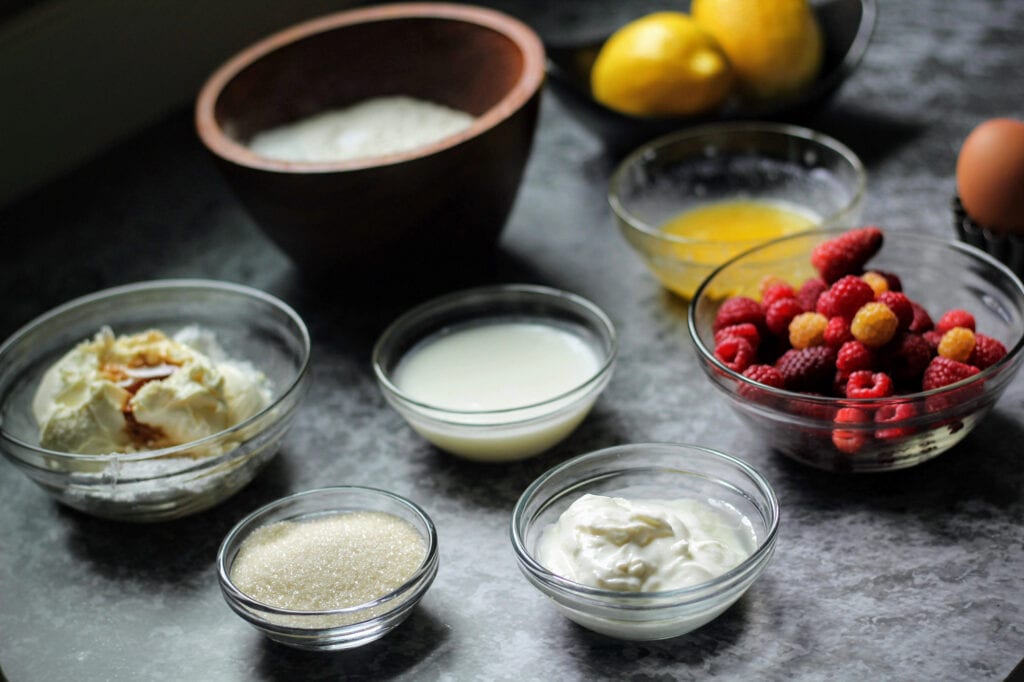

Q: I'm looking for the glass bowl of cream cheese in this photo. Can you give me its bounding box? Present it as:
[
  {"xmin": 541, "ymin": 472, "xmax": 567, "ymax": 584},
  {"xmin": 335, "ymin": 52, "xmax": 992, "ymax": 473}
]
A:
[
  {"xmin": 510, "ymin": 442, "xmax": 779, "ymax": 641},
  {"xmin": 217, "ymin": 486, "xmax": 439, "ymax": 651},
  {"xmin": 0, "ymin": 279, "xmax": 311, "ymax": 521},
  {"xmin": 372, "ymin": 284, "xmax": 618, "ymax": 462}
]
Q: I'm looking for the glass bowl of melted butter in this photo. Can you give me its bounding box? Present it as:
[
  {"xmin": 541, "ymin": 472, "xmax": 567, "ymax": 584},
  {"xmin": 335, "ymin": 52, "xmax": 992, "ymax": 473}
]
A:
[
  {"xmin": 610, "ymin": 121, "xmax": 866, "ymax": 299},
  {"xmin": 0, "ymin": 279, "xmax": 310, "ymax": 521},
  {"xmin": 510, "ymin": 442, "xmax": 779, "ymax": 641}
]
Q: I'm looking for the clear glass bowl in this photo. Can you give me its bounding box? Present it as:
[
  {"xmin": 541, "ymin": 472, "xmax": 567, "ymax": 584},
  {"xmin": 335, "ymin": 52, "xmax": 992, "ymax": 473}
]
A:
[
  {"xmin": 0, "ymin": 279, "xmax": 311, "ymax": 521},
  {"xmin": 609, "ymin": 122, "xmax": 866, "ymax": 299},
  {"xmin": 688, "ymin": 229, "xmax": 1024, "ymax": 472},
  {"xmin": 217, "ymin": 486, "xmax": 439, "ymax": 651},
  {"xmin": 510, "ymin": 443, "xmax": 779, "ymax": 641},
  {"xmin": 372, "ymin": 284, "xmax": 617, "ymax": 462}
]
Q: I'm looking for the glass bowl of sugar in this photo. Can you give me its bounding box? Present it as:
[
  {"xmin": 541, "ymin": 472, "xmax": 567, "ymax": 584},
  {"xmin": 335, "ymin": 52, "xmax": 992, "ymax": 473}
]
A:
[
  {"xmin": 217, "ymin": 486, "xmax": 439, "ymax": 651},
  {"xmin": 372, "ymin": 284, "xmax": 618, "ymax": 462}
]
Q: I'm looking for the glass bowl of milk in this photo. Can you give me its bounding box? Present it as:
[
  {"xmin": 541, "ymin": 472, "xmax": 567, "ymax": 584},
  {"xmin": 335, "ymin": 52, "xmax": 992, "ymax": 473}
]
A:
[
  {"xmin": 372, "ymin": 284, "xmax": 617, "ymax": 462},
  {"xmin": 510, "ymin": 443, "xmax": 779, "ymax": 641}
]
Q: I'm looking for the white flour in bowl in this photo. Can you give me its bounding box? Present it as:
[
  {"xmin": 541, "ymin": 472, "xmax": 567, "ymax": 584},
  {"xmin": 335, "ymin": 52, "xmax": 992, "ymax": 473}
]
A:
[{"xmin": 248, "ymin": 95, "xmax": 475, "ymax": 163}]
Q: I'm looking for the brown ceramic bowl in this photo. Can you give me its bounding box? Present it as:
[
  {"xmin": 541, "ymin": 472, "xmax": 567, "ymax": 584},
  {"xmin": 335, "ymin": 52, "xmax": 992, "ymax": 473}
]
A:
[{"xmin": 195, "ymin": 3, "xmax": 545, "ymax": 277}]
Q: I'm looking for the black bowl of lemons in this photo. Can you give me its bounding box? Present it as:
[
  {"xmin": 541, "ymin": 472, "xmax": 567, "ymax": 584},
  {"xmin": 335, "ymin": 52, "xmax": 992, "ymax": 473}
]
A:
[{"xmin": 545, "ymin": 0, "xmax": 876, "ymax": 152}]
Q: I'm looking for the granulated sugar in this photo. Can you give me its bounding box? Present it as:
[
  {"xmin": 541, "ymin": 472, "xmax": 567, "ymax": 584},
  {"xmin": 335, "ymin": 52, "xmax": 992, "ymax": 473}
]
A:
[
  {"xmin": 230, "ymin": 511, "xmax": 426, "ymax": 611},
  {"xmin": 248, "ymin": 96, "xmax": 475, "ymax": 163}
]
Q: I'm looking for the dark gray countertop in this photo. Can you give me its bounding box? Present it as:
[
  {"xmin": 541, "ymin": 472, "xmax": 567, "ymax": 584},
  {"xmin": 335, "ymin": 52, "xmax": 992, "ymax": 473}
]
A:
[{"xmin": 2, "ymin": 1, "xmax": 1023, "ymax": 680}]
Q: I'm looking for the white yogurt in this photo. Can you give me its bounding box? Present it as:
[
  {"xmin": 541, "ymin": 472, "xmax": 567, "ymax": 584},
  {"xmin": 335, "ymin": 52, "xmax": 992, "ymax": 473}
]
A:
[
  {"xmin": 390, "ymin": 320, "xmax": 607, "ymax": 461},
  {"xmin": 534, "ymin": 493, "xmax": 758, "ymax": 640},
  {"xmin": 536, "ymin": 493, "xmax": 755, "ymax": 592}
]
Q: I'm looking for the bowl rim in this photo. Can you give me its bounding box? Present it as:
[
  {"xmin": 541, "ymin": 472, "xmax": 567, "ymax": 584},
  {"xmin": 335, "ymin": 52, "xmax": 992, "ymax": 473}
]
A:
[
  {"xmin": 686, "ymin": 228, "xmax": 1024, "ymax": 405},
  {"xmin": 608, "ymin": 121, "xmax": 867, "ymax": 246},
  {"xmin": 195, "ymin": 2, "xmax": 546, "ymax": 174},
  {"xmin": 509, "ymin": 441, "xmax": 780, "ymax": 603},
  {"xmin": 217, "ymin": 485, "xmax": 439, "ymax": 620},
  {"xmin": 371, "ymin": 283, "xmax": 618, "ymax": 425},
  {"xmin": 0, "ymin": 278, "xmax": 312, "ymax": 464}
]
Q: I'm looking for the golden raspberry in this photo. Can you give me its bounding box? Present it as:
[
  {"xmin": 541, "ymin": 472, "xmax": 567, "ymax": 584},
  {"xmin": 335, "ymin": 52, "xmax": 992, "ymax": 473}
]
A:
[
  {"xmin": 938, "ymin": 326, "xmax": 976, "ymax": 362},
  {"xmin": 861, "ymin": 271, "xmax": 889, "ymax": 297},
  {"xmin": 789, "ymin": 311, "xmax": 828, "ymax": 349},
  {"xmin": 851, "ymin": 302, "xmax": 898, "ymax": 347}
]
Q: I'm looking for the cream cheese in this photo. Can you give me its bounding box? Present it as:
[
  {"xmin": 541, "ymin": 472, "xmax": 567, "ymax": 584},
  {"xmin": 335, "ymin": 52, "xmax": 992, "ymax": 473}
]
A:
[
  {"xmin": 32, "ymin": 326, "xmax": 271, "ymax": 455},
  {"xmin": 536, "ymin": 493, "xmax": 754, "ymax": 592}
]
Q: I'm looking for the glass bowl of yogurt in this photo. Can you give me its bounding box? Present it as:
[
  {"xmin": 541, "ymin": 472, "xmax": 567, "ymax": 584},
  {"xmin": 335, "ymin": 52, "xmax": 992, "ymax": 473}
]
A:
[
  {"xmin": 510, "ymin": 442, "xmax": 779, "ymax": 641},
  {"xmin": 372, "ymin": 284, "xmax": 617, "ymax": 462},
  {"xmin": 217, "ymin": 486, "xmax": 439, "ymax": 651},
  {"xmin": 0, "ymin": 279, "xmax": 311, "ymax": 521}
]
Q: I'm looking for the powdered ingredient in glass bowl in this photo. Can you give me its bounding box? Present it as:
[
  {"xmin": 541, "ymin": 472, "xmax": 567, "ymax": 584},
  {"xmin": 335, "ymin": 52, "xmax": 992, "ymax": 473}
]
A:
[
  {"xmin": 32, "ymin": 325, "xmax": 271, "ymax": 455},
  {"xmin": 247, "ymin": 96, "xmax": 475, "ymax": 163},
  {"xmin": 536, "ymin": 493, "xmax": 755, "ymax": 592},
  {"xmin": 229, "ymin": 511, "xmax": 426, "ymax": 611}
]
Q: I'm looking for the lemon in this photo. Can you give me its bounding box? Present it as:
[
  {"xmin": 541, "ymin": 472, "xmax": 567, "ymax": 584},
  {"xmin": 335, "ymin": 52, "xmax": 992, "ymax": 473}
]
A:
[
  {"xmin": 590, "ymin": 12, "xmax": 734, "ymax": 117},
  {"xmin": 692, "ymin": 0, "xmax": 823, "ymax": 101}
]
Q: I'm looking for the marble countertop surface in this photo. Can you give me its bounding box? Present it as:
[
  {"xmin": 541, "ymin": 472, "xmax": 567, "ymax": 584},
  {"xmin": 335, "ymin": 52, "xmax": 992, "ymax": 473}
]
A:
[{"xmin": 1, "ymin": 1, "xmax": 1023, "ymax": 680}]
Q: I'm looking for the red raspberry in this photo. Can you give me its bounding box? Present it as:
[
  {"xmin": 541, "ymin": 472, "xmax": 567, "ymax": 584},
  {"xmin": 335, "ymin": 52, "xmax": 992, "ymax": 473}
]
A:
[
  {"xmin": 823, "ymin": 316, "xmax": 853, "ymax": 347},
  {"xmin": 789, "ymin": 398, "xmax": 837, "ymax": 422},
  {"xmin": 816, "ymin": 275, "xmax": 875, "ymax": 320},
  {"xmin": 923, "ymin": 329, "xmax": 944, "ymax": 350},
  {"xmin": 832, "ymin": 406, "xmax": 870, "ymax": 453},
  {"xmin": 875, "ymin": 402, "xmax": 918, "ymax": 440},
  {"xmin": 739, "ymin": 364, "xmax": 787, "ymax": 405},
  {"xmin": 714, "ymin": 297, "xmax": 764, "ymax": 333},
  {"xmin": 845, "ymin": 371, "xmax": 894, "ymax": 399},
  {"xmin": 714, "ymin": 323, "xmax": 761, "ymax": 352},
  {"xmin": 833, "ymin": 369, "xmax": 849, "ymax": 397},
  {"xmin": 877, "ymin": 291, "xmax": 913, "ymax": 331},
  {"xmin": 776, "ymin": 346, "xmax": 837, "ymax": 392},
  {"xmin": 875, "ymin": 270, "xmax": 903, "ymax": 292},
  {"xmin": 908, "ymin": 301, "xmax": 934, "ymax": 333},
  {"xmin": 968, "ymin": 333, "xmax": 1008, "ymax": 370},
  {"xmin": 765, "ymin": 297, "xmax": 805, "ymax": 336},
  {"xmin": 882, "ymin": 332, "xmax": 933, "ymax": 387},
  {"xmin": 742, "ymin": 364, "xmax": 785, "ymax": 388},
  {"xmin": 762, "ymin": 282, "xmax": 796, "ymax": 309},
  {"xmin": 810, "ymin": 226, "xmax": 884, "ymax": 283},
  {"xmin": 796, "ymin": 277, "xmax": 828, "ymax": 312},
  {"xmin": 836, "ymin": 340, "xmax": 875, "ymax": 376},
  {"xmin": 715, "ymin": 337, "xmax": 756, "ymax": 373},
  {"xmin": 922, "ymin": 356, "xmax": 980, "ymax": 390},
  {"xmin": 923, "ymin": 357, "xmax": 983, "ymax": 415},
  {"xmin": 936, "ymin": 309, "xmax": 976, "ymax": 333}
]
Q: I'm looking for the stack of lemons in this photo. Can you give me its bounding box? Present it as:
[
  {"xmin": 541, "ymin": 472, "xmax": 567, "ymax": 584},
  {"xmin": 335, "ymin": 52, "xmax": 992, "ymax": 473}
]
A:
[{"xmin": 591, "ymin": 0, "xmax": 823, "ymax": 117}]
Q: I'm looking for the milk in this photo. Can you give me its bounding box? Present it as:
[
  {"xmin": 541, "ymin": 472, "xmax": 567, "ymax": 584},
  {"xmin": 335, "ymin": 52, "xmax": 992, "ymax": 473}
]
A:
[{"xmin": 391, "ymin": 321, "xmax": 607, "ymax": 461}]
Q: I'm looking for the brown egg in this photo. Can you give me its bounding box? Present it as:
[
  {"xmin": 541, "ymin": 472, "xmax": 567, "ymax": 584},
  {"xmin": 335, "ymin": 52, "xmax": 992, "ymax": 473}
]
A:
[{"xmin": 956, "ymin": 118, "xmax": 1024, "ymax": 234}]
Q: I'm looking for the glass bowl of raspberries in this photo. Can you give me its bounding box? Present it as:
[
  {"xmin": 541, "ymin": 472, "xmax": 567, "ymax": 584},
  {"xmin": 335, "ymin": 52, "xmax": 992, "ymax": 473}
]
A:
[{"xmin": 687, "ymin": 226, "xmax": 1024, "ymax": 472}]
